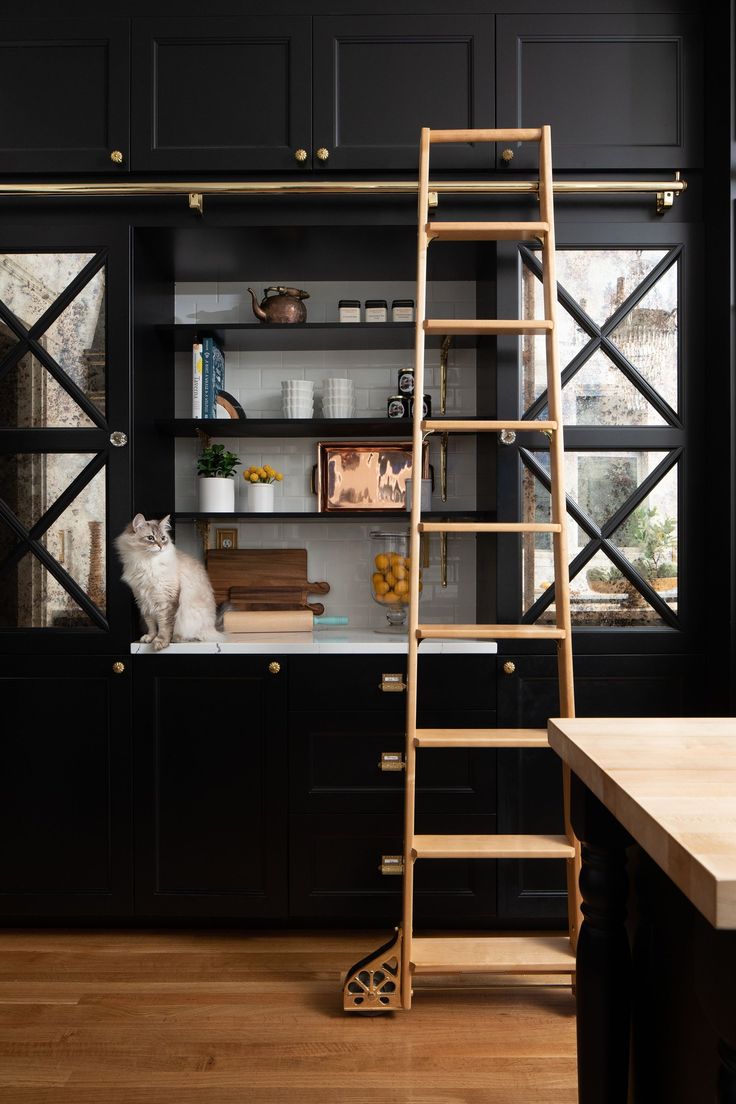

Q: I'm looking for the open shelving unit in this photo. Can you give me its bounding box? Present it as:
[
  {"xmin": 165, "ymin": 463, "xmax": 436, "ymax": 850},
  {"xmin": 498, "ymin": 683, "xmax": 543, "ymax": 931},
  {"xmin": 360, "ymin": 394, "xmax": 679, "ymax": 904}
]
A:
[{"xmin": 159, "ymin": 321, "xmax": 476, "ymax": 352}]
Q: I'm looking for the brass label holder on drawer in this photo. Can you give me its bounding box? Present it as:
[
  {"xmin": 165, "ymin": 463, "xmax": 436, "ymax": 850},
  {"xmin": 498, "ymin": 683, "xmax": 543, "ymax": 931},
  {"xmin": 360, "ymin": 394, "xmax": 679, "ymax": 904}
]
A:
[
  {"xmin": 379, "ymin": 752, "xmax": 406, "ymax": 772},
  {"xmin": 379, "ymin": 672, "xmax": 407, "ymax": 692},
  {"xmin": 379, "ymin": 855, "xmax": 404, "ymax": 876}
]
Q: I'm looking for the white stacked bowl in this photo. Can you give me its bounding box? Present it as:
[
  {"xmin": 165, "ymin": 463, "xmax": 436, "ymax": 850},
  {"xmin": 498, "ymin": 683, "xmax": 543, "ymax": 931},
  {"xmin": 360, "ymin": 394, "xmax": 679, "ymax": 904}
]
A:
[
  {"xmin": 322, "ymin": 378, "xmax": 354, "ymax": 418},
  {"xmin": 282, "ymin": 379, "xmax": 314, "ymax": 418}
]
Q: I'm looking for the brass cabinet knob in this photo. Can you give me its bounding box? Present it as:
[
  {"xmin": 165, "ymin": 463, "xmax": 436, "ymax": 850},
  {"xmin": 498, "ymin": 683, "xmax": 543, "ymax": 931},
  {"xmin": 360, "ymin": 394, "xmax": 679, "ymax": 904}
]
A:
[
  {"xmin": 316, "ymin": 147, "xmax": 330, "ymax": 162},
  {"xmin": 294, "ymin": 148, "xmax": 308, "ymax": 162},
  {"xmin": 110, "ymin": 150, "xmax": 124, "ymax": 164},
  {"xmin": 109, "ymin": 430, "xmax": 128, "ymax": 447},
  {"xmin": 268, "ymin": 661, "xmax": 281, "ymax": 675},
  {"xmin": 501, "ymin": 148, "xmax": 514, "ymax": 163},
  {"xmin": 503, "ymin": 661, "xmax": 516, "ymax": 675},
  {"xmin": 112, "ymin": 661, "xmax": 125, "ymax": 674}
]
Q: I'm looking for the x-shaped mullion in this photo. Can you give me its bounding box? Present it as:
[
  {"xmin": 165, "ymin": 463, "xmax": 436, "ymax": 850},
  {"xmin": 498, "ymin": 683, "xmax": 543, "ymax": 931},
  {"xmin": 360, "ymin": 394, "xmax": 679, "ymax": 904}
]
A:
[
  {"xmin": 520, "ymin": 245, "xmax": 681, "ymax": 427},
  {"xmin": 0, "ymin": 251, "xmax": 107, "ymax": 430},
  {"xmin": 520, "ymin": 447, "xmax": 681, "ymax": 627},
  {"xmin": 0, "ymin": 451, "xmax": 108, "ymax": 628}
]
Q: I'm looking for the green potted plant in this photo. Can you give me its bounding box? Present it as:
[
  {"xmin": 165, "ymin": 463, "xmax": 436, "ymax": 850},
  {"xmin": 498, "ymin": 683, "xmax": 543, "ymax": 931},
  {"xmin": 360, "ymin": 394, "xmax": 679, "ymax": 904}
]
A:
[
  {"xmin": 629, "ymin": 506, "xmax": 677, "ymax": 590},
  {"xmin": 197, "ymin": 442, "xmax": 241, "ymax": 512}
]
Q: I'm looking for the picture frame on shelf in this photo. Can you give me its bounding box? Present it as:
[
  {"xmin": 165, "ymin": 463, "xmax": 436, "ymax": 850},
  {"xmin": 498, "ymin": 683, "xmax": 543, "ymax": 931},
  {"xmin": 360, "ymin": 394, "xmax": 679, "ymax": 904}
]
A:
[{"xmin": 313, "ymin": 440, "xmax": 428, "ymax": 512}]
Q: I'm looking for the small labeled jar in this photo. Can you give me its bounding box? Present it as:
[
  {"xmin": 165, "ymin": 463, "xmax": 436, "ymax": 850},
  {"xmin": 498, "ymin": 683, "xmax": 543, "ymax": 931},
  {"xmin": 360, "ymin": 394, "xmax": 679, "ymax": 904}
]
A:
[
  {"xmin": 339, "ymin": 299, "xmax": 361, "ymax": 323},
  {"xmin": 387, "ymin": 394, "xmax": 408, "ymax": 419},
  {"xmin": 397, "ymin": 366, "xmax": 415, "ymax": 395},
  {"xmin": 392, "ymin": 298, "xmax": 415, "ymax": 323},
  {"xmin": 364, "ymin": 299, "xmax": 387, "ymax": 322},
  {"xmin": 409, "ymin": 394, "xmax": 432, "ymax": 419}
]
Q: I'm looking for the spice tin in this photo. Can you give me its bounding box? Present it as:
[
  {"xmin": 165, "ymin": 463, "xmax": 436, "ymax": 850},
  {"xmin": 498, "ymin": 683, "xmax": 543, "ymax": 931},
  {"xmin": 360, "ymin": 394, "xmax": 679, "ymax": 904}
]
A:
[
  {"xmin": 397, "ymin": 366, "xmax": 415, "ymax": 394},
  {"xmin": 392, "ymin": 299, "xmax": 415, "ymax": 323},
  {"xmin": 364, "ymin": 299, "xmax": 388, "ymax": 322},
  {"xmin": 338, "ymin": 299, "xmax": 361, "ymax": 323},
  {"xmin": 387, "ymin": 394, "xmax": 408, "ymax": 419}
]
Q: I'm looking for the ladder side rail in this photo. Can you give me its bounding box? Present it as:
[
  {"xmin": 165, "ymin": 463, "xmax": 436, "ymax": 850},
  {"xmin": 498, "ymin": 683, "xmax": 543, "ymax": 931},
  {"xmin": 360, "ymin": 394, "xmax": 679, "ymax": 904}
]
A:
[
  {"xmin": 401, "ymin": 125, "xmax": 433, "ymax": 1007},
  {"xmin": 539, "ymin": 124, "xmax": 581, "ymax": 949}
]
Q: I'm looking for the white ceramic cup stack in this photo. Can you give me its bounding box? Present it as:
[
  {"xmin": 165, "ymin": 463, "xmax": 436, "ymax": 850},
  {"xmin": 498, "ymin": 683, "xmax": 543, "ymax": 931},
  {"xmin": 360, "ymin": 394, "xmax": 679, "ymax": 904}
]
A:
[
  {"xmin": 282, "ymin": 379, "xmax": 314, "ymax": 418},
  {"xmin": 322, "ymin": 377, "xmax": 355, "ymax": 418}
]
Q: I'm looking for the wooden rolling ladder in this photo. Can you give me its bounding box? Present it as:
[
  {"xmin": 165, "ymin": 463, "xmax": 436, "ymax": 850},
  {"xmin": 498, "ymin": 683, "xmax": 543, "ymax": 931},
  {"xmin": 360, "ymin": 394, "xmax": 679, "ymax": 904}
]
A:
[{"xmin": 343, "ymin": 126, "xmax": 580, "ymax": 1012}]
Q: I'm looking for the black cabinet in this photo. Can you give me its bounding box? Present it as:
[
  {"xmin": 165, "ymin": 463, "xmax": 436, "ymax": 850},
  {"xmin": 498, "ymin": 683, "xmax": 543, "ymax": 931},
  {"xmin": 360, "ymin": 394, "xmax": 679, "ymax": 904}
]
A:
[
  {"xmin": 0, "ymin": 655, "xmax": 132, "ymax": 917},
  {"xmin": 131, "ymin": 17, "xmax": 311, "ymax": 174},
  {"xmin": 496, "ymin": 653, "xmax": 703, "ymax": 919},
  {"xmin": 0, "ymin": 20, "xmax": 130, "ymax": 175},
  {"xmin": 497, "ymin": 14, "xmax": 702, "ymax": 170},
  {"xmin": 288, "ymin": 655, "xmax": 497, "ymax": 922},
  {"xmin": 133, "ymin": 655, "xmax": 288, "ymax": 918},
  {"xmin": 312, "ymin": 16, "xmax": 494, "ymax": 172},
  {"xmin": 132, "ymin": 14, "xmax": 493, "ymax": 173}
]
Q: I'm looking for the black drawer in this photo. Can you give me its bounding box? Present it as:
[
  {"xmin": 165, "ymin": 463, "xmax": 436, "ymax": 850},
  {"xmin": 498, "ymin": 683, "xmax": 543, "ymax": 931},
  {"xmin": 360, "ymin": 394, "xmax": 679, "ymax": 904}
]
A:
[
  {"xmin": 288, "ymin": 655, "xmax": 497, "ymax": 713},
  {"xmin": 289, "ymin": 709, "xmax": 496, "ymax": 815},
  {"xmin": 289, "ymin": 813, "xmax": 497, "ymax": 922}
]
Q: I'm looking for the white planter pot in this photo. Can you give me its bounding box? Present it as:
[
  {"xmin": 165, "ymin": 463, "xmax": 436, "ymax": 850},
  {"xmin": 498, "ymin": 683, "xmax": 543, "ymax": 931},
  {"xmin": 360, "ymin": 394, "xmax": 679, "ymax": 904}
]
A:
[
  {"xmin": 245, "ymin": 481, "xmax": 275, "ymax": 513},
  {"xmin": 199, "ymin": 476, "xmax": 235, "ymax": 513}
]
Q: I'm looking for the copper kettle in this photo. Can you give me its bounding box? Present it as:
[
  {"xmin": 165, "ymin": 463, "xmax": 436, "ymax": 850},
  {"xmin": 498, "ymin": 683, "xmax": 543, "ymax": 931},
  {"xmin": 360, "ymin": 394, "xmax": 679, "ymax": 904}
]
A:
[{"xmin": 248, "ymin": 286, "xmax": 309, "ymax": 324}]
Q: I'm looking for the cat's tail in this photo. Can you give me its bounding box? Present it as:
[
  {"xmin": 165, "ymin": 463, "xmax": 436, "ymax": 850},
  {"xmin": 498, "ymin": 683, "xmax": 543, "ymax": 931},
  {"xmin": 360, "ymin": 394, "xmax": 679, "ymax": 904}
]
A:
[{"xmin": 215, "ymin": 601, "xmax": 234, "ymax": 632}]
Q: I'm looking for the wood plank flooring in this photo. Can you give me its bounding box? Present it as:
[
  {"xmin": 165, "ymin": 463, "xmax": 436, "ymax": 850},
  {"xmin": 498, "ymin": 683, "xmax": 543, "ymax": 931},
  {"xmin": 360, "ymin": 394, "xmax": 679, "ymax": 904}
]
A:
[{"xmin": 0, "ymin": 929, "xmax": 577, "ymax": 1103}]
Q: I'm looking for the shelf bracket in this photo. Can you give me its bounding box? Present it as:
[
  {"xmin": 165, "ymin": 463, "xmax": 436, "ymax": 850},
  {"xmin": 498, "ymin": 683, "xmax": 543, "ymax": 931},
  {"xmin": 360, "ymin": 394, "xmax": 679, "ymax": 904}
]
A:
[
  {"xmin": 440, "ymin": 432, "xmax": 448, "ymax": 502},
  {"xmin": 656, "ymin": 171, "xmax": 680, "ymax": 216},
  {"xmin": 189, "ymin": 192, "xmax": 204, "ymax": 215}
]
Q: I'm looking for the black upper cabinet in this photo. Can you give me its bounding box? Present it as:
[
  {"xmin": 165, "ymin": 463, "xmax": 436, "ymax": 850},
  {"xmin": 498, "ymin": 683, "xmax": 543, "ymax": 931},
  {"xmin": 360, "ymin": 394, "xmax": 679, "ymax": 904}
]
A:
[
  {"xmin": 312, "ymin": 16, "xmax": 494, "ymax": 172},
  {"xmin": 131, "ymin": 17, "xmax": 311, "ymax": 173},
  {"xmin": 0, "ymin": 20, "xmax": 130, "ymax": 175},
  {"xmin": 497, "ymin": 14, "xmax": 702, "ymax": 171}
]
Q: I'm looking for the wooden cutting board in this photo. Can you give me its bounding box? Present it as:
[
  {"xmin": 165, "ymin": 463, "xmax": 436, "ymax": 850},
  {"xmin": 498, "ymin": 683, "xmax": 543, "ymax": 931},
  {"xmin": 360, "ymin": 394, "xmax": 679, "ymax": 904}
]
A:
[{"xmin": 206, "ymin": 549, "xmax": 330, "ymax": 615}]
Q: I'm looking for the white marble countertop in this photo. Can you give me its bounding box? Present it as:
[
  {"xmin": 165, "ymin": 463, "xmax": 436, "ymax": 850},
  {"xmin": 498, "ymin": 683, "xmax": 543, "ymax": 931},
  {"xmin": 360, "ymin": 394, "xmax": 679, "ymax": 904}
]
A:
[{"xmin": 130, "ymin": 629, "xmax": 498, "ymax": 655}]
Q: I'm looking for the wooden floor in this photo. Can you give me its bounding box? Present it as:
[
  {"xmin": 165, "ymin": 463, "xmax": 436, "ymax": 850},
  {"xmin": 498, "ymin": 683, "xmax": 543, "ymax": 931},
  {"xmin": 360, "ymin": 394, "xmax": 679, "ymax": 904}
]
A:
[{"xmin": 0, "ymin": 929, "xmax": 577, "ymax": 1103}]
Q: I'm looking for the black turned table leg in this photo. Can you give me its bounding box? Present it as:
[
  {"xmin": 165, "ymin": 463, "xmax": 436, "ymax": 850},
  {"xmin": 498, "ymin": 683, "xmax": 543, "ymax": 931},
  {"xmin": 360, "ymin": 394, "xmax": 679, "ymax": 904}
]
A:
[
  {"xmin": 571, "ymin": 776, "xmax": 633, "ymax": 1104},
  {"xmin": 694, "ymin": 915, "xmax": 736, "ymax": 1104}
]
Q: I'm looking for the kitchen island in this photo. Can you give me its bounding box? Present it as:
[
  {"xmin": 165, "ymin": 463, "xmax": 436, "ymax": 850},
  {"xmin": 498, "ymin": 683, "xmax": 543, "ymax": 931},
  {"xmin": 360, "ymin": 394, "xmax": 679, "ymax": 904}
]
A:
[{"xmin": 549, "ymin": 718, "xmax": 736, "ymax": 1104}]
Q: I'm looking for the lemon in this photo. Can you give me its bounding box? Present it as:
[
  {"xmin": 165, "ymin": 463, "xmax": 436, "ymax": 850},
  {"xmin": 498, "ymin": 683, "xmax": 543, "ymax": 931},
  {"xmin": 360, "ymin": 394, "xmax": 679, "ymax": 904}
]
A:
[
  {"xmin": 384, "ymin": 571, "xmax": 397, "ymax": 588},
  {"xmin": 383, "ymin": 590, "xmax": 400, "ymax": 603},
  {"xmin": 375, "ymin": 580, "xmax": 390, "ymax": 596},
  {"xmin": 372, "ymin": 572, "xmax": 384, "ymax": 587},
  {"xmin": 394, "ymin": 564, "xmax": 407, "ymax": 581},
  {"xmin": 395, "ymin": 579, "xmax": 409, "ymax": 596},
  {"xmin": 375, "ymin": 553, "xmax": 390, "ymax": 571}
]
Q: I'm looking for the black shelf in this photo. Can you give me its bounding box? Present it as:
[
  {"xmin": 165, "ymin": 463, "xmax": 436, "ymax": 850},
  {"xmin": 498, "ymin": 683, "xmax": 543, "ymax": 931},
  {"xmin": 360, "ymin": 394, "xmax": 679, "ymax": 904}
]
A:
[
  {"xmin": 173, "ymin": 511, "xmax": 496, "ymax": 524},
  {"xmin": 159, "ymin": 322, "xmax": 475, "ymax": 352},
  {"xmin": 171, "ymin": 418, "xmax": 417, "ymax": 438}
]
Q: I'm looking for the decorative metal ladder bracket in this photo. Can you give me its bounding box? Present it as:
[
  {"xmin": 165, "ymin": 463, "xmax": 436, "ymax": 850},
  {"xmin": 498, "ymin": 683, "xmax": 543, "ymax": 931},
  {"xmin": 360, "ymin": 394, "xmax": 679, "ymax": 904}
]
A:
[{"xmin": 343, "ymin": 124, "xmax": 581, "ymax": 1013}]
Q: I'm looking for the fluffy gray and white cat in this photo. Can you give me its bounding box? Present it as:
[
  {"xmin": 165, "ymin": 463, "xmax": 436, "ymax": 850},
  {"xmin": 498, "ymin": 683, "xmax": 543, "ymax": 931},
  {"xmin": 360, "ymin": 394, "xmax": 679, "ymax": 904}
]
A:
[{"xmin": 115, "ymin": 513, "xmax": 223, "ymax": 650}]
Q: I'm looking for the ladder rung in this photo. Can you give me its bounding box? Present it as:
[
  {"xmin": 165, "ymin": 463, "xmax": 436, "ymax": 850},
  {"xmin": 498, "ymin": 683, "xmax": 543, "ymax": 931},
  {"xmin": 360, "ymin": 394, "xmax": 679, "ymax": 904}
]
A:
[
  {"xmin": 418, "ymin": 522, "xmax": 561, "ymax": 534},
  {"xmin": 422, "ymin": 419, "xmax": 557, "ymax": 433},
  {"xmin": 416, "ymin": 624, "xmax": 566, "ymax": 641},
  {"xmin": 424, "ymin": 319, "xmax": 553, "ymax": 336},
  {"xmin": 412, "ymin": 834, "xmax": 575, "ymax": 860},
  {"xmin": 411, "ymin": 934, "xmax": 575, "ymax": 975},
  {"xmin": 427, "ymin": 221, "xmax": 549, "ymax": 242},
  {"xmin": 414, "ymin": 728, "xmax": 549, "ymax": 749},
  {"xmin": 429, "ymin": 128, "xmax": 543, "ymax": 144}
]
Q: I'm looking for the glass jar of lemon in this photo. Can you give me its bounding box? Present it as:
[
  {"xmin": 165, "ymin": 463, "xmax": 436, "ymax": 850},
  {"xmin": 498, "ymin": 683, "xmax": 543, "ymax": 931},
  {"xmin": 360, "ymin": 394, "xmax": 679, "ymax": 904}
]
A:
[{"xmin": 369, "ymin": 530, "xmax": 421, "ymax": 632}]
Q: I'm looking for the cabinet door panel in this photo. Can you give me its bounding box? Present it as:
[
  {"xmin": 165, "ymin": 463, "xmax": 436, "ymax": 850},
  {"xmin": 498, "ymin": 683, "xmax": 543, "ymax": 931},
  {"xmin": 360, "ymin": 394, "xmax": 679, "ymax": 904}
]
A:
[
  {"xmin": 0, "ymin": 655, "xmax": 131, "ymax": 916},
  {"xmin": 497, "ymin": 15, "xmax": 701, "ymax": 170},
  {"xmin": 289, "ymin": 813, "xmax": 495, "ymax": 922},
  {"xmin": 289, "ymin": 708, "xmax": 496, "ymax": 815},
  {"xmin": 134, "ymin": 656, "xmax": 287, "ymax": 917},
  {"xmin": 497, "ymin": 653, "xmax": 701, "ymax": 919},
  {"xmin": 132, "ymin": 17, "xmax": 311, "ymax": 172},
  {"xmin": 313, "ymin": 16, "xmax": 494, "ymax": 172},
  {"xmin": 0, "ymin": 20, "xmax": 129, "ymax": 174}
]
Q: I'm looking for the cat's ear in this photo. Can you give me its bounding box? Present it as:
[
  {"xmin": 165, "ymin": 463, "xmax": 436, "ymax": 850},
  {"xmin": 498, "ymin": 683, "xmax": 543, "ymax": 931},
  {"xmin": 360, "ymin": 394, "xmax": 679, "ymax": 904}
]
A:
[
  {"xmin": 131, "ymin": 513, "xmax": 146, "ymax": 531},
  {"xmin": 159, "ymin": 514, "xmax": 172, "ymax": 532}
]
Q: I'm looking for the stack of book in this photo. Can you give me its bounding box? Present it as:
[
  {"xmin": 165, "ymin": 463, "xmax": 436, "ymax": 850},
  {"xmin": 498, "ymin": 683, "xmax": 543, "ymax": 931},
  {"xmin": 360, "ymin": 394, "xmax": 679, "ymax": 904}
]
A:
[{"xmin": 191, "ymin": 335, "xmax": 225, "ymax": 419}]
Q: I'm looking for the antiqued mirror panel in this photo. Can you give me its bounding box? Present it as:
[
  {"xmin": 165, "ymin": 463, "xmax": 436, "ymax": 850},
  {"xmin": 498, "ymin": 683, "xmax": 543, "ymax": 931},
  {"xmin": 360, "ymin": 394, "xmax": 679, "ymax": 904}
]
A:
[
  {"xmin": 0, "ymin": 551, "xmax": 98, "ymax": 630},
  {"xmin": 0, "ymin": 253, "xmax": 96, "ymax": 326}
]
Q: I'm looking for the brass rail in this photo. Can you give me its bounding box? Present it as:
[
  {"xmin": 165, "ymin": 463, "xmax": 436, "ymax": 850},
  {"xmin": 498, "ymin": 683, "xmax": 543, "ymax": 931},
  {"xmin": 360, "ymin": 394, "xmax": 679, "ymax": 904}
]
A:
[{"xmin": 0, "ymin": 175, "xmax": 686, "ymax": 214}]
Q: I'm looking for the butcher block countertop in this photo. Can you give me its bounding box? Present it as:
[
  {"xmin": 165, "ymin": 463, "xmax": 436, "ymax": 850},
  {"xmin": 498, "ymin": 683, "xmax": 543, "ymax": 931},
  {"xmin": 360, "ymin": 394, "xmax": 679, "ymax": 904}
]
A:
[{"xmin": 548, "ymin": 717, "xmax": 736, "ymax": 929}]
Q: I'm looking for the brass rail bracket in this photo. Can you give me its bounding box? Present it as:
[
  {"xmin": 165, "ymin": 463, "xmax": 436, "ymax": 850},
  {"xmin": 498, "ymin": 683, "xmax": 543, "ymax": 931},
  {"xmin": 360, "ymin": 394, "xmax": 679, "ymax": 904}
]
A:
[
  {"xmin": 189, "ymin": 192, "xmax": 204, "ymax": 215},
  {"xmin": 656, "ymin": 172, "xmax": 681, "ymax": 216}
]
